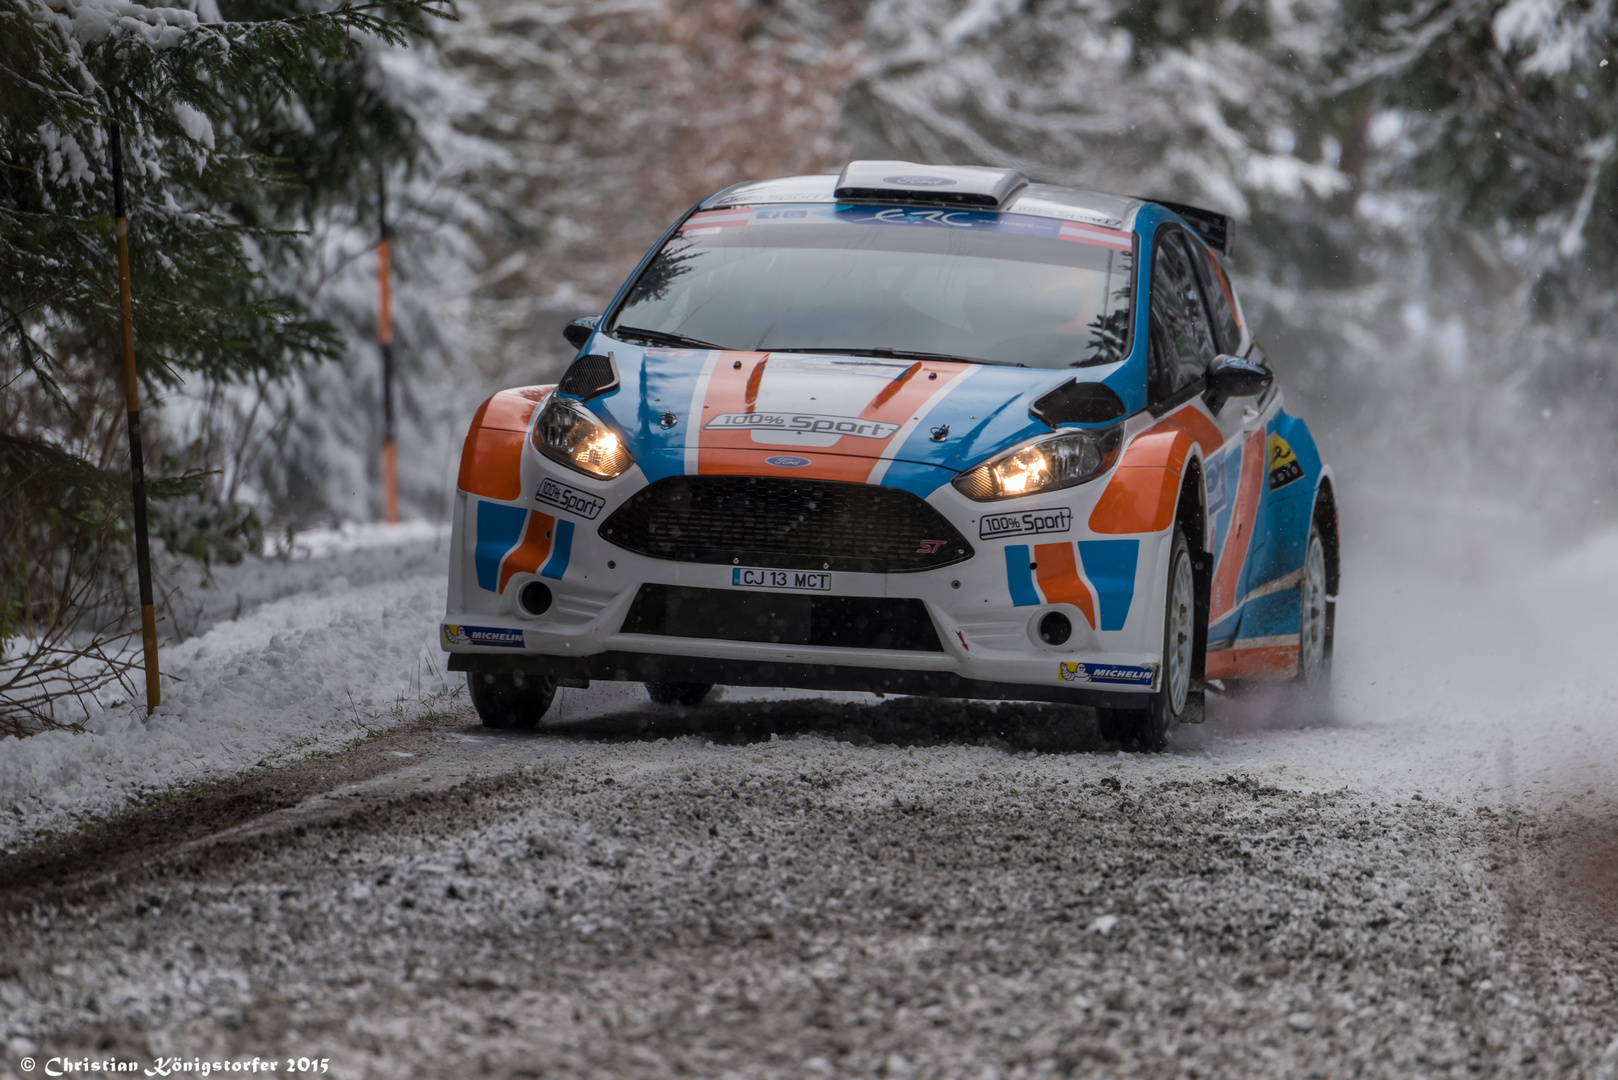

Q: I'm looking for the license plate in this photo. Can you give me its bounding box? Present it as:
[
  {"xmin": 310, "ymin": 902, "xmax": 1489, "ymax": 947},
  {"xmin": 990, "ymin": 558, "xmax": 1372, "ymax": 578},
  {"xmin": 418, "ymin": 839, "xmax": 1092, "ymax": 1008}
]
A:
[{"xmin": 731, "ymin": 567, "xmax": 832, "ymax": 591}]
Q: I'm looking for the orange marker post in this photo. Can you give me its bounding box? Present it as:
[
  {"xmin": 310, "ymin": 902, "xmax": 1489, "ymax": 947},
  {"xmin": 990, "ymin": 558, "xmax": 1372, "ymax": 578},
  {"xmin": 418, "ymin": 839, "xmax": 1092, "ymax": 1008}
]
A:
[
  {"xmin": 378, "ymin": 173, "xmax": 398, "ymax": 524},
  {"xmin": 109, "ymin": 124, "xmax": 161, "ymax": 715}
]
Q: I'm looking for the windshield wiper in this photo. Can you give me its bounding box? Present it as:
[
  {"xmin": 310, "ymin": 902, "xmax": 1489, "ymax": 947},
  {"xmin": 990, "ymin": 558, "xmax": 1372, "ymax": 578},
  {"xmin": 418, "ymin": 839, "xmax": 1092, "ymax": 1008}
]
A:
[
  {"xmin": 764, "ymin": 346, "xmax": 1024, "ymax": 367},
  {"xmin": 612, "ymin": 326, "xmax": 726, "ymax": 351}
]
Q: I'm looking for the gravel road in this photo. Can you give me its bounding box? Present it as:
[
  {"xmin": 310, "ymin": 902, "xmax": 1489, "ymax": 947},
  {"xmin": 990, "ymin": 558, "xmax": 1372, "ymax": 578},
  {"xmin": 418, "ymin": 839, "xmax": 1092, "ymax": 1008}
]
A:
[
  {"xmin": 4, "ymin": 498, "xmax": 1618, "ymax": 1078},
  {"xmin": 2, "ymin": 690, "xmax": 1616, "ymax": 1079}
]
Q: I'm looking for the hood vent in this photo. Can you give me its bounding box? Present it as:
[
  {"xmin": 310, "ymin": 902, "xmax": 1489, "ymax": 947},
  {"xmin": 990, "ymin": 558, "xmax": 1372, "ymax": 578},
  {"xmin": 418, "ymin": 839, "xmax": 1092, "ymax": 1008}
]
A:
[
  {"xmin": 556, "ymin": 352, "xmax": 619, "ymax": 401},
  {"xmin": 835, "ymin": 160, "xmax": 1029, "ymax": 210},
  {"xmin": 1029, "ymin": 379, "xmax": 1126, "ymax": 426}
]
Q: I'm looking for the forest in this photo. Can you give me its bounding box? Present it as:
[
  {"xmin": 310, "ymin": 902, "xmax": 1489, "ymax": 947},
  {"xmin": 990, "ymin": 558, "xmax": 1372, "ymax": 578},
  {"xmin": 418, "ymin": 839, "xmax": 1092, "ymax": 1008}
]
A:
[{"xmin": 3, "ymin": 0, "xmax": 1615, "ymax": 728}]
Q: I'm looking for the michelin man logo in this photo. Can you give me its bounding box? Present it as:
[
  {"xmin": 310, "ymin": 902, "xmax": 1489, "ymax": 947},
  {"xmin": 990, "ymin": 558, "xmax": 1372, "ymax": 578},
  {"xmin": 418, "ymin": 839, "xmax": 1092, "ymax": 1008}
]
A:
[{"xmin": 1059, "ymin": 662, "xmax": 1155, "ymax": 686}]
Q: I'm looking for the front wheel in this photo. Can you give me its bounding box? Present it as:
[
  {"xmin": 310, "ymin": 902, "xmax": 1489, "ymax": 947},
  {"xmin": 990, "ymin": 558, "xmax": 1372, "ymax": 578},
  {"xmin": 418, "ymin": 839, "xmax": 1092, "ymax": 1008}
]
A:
[
  {"xmin": 1099, "ymin": 526, "xmax": 1201, "ymax": 751},
  {"xmin": 467, "ymin": 668, "xmax": 556, "ymax": 729}
]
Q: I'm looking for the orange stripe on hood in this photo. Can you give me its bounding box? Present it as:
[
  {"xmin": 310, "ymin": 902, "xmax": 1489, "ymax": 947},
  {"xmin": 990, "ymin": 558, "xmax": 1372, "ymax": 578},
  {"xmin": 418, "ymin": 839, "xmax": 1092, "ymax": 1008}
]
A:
[
  {"xmin": 743, "ymin": 356, "xmax": 767, "ymax": 410},
  {"xmin": 695, "ymin": 355, "xmax": 970, "ymax": 479}
]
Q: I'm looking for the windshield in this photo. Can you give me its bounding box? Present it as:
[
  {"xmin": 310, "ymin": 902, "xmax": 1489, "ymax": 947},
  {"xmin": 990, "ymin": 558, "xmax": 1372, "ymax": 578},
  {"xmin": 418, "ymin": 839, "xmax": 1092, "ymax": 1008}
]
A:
[{"xmin": 610, "ymin": 204, "xmax": 1134, "ymax": 369}]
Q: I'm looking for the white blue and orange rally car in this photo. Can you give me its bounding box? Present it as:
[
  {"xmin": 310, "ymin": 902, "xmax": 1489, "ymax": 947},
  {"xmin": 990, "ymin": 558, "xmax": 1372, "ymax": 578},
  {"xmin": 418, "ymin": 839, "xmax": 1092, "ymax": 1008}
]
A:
[{"xmin": 443, "ymin": 162, "xmax": 1338, "ymax": 749}]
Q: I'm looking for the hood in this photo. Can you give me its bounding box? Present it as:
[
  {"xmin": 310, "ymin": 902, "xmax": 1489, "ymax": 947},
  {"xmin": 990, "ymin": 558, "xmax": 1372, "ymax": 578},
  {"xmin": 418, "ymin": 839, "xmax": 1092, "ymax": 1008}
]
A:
[{"xmin": 580, "ymin": 346, "xmax": 1117, "ymax": 495}]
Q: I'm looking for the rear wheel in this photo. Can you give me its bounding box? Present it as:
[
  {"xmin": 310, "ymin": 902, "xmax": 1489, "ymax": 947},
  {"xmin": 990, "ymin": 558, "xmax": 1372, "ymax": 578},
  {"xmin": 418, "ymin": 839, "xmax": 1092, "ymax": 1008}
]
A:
[
  {"xmin": 467, "ymin": 668, "xmax": 555, "ymax": 729},
  {"xmin": 1297, "ymin": 520, "xmax": 1332, "ymax": 692},
  {"xmin": 645, "ymin": 681, "xmax": 714, "ymax": 706},
  {"xmin": 1098, "ymin": 526, "xmax": 1201, "ymax": 751}
]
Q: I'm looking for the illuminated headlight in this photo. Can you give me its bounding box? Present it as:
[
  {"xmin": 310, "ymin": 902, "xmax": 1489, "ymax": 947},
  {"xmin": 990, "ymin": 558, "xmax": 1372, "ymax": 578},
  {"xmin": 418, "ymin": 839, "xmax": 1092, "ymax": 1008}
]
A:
[
  {"xmin": 532, "ymin": 398, "xmax": 634, "ymax": 479},
  {"xmin": 952, "ymin": 426, "xmax": 1123, "ymax": 500}
]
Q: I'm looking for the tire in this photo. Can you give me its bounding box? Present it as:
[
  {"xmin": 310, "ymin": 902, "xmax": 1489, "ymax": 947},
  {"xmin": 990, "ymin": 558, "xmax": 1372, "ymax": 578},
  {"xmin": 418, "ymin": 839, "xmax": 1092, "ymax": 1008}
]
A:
[
  {"xmin": 1296, "ymin": 518, "xmax": 1333, "ymax": 694},
  {"xmin": 467, "ymin": 668, "xmax": 555, "ymax": 729},
  {"xmin": 1099, "ymin": 526, "xmax": 1201, "ymax": 751},
  {"xmin": 645, "ymin": 681, "xmax": 714, "ymax": 706}
]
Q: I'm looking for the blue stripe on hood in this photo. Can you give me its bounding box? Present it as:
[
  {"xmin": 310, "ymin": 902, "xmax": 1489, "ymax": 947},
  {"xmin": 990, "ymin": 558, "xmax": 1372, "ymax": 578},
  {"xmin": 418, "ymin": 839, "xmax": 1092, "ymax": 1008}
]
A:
[{"xmin": 577, "ymin": 342, "xmax": 1144, "ymax": 488}]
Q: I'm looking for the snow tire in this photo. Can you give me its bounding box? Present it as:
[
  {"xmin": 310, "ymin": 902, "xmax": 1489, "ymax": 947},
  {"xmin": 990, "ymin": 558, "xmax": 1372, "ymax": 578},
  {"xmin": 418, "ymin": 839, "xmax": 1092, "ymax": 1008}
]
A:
[
  {"xmin": 1098, "ymin": 526, "xmax": 1202, "ymax": 751},
  {"xmin": 467, "ymin": 668, "xmax": 556, "ymax": 729},
  {"xmin": 1295, "ymin": 516, "xmax": 1334, "ymax": 699}
]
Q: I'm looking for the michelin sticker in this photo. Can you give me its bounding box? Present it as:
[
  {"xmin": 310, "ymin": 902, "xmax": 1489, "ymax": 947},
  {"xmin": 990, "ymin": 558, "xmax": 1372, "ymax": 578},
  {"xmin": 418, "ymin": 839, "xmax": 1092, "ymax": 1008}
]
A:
[
  {"xmin": 1059, "ymin": 662, "xmax": 1156, "ymax": 687},
  {"xmin": 536, "ymin": 477, "xmax": 605, "ymax": 520},
  {"xmin": 705, "ymin": 412, "xmax": 901, "ymax": 440},
  {"xmin": 979, "ymin": 507, "xmax": 1072, "ymax": 539},
  {"xmin": 1267, "ymin": 433, "xmax": 1305, "ymax": 491},
  {"xmin": 443, "ymin": 624, "xmax": 524, "ymax": 649}
]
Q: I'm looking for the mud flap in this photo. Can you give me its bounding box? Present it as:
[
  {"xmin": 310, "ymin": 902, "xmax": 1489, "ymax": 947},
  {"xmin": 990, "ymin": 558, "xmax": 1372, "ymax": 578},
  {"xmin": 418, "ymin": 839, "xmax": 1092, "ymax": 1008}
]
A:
[{"xmin": 1181, "ymin": 681, "xmax": 1207, "ymax": 723}]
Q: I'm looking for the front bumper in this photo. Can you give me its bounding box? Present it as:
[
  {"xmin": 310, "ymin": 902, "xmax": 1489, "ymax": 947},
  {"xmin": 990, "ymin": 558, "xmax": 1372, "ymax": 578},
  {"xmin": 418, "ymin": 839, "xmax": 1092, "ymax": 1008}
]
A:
[
  {"xmin": 442, "ymin": 449, "xmax": 1174, "ymax": 709},
  {"xmin": 446, "ymin": 649, "xmax": 1157, "ymax": 709}
]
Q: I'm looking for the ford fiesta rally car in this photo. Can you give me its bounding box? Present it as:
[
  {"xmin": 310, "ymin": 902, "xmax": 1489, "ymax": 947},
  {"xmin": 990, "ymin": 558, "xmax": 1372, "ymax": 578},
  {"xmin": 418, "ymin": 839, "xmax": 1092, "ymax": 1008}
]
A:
[{"xmin": 443, "ymin": 161, "xmax": 1339, "ymax": 749}]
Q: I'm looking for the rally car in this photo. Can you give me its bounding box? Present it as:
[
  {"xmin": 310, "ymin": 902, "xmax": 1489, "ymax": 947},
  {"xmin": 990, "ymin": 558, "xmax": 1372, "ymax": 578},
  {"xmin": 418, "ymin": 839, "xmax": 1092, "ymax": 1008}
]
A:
[{"xmin": 443, "ymin": 161, "xmax": 1338, "ymax": 749}]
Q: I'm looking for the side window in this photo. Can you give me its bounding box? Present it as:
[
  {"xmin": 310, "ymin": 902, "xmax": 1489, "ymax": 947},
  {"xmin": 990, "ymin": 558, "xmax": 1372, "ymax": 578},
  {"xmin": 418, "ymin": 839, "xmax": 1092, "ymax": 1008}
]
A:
[
  {"xmin": 1186, "ymin": 240, "xmax": 1242, "ymax": 355},
  {"xmin": 1148, "ymin": 229, "xmax": 1218, "ymax": 404},
  {"xmin": 1147, "ymin": 314, "xmax": 1175, "ymax": 404}
]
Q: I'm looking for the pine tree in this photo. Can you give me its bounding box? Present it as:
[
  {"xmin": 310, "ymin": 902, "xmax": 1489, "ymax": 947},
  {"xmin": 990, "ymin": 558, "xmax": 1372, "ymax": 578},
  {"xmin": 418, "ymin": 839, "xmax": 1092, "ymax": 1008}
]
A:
[{"xmin": 0, "ymin": 0, "xmax": 450, "ymax": 729}]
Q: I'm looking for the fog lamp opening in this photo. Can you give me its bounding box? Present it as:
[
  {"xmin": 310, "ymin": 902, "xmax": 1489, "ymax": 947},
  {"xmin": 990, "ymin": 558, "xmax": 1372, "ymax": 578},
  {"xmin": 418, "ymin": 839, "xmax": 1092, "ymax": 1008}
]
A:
[{"xmin": 519, "ymin": 580, "xmax": 553, "ymax": 616}]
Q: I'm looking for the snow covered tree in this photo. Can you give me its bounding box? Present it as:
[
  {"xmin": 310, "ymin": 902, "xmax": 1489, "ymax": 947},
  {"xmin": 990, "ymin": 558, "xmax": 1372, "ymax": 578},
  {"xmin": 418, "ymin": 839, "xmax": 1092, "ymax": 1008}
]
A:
[
  {"xmin": 444, "ymin": 0, "xmax": 863, "ymax": 384},
  {"xmin": 850, "ymin": 0, "xmax": 1618, "ymax": 513},
  {"xmin": 0, "ymin": 0, "xmax": 455, "ymax": 729}
]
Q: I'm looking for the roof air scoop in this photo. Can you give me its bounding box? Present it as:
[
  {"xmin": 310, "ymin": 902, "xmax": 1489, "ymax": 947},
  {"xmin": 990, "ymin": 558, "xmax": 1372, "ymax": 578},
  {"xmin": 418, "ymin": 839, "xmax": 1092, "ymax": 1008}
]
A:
[{"xmin": 835, "ymin": 160, "xmax": 1029, "ymax": 210}]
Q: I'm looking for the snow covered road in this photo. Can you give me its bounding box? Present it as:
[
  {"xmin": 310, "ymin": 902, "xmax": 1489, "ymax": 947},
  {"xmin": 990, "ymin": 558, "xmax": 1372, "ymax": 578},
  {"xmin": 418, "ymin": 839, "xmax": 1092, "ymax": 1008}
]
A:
[
  {"xmin": 3, "ymin": 493, "xmax": 1618, "ymax": 1077},
  {"xmin": 0, "ymin": 523, "xmax": 458, "ymax": 851}
]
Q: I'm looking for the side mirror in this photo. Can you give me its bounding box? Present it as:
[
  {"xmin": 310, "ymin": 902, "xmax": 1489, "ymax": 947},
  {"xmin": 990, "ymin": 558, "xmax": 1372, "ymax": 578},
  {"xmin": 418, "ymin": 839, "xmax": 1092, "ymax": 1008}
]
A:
[
  {"xmin": 563, "ymin": 316, "xmax": 600, "ymax": 349},
  {"xmin": 1204, "ymin": 353, "xmax": 1273, "ymax": 414}
]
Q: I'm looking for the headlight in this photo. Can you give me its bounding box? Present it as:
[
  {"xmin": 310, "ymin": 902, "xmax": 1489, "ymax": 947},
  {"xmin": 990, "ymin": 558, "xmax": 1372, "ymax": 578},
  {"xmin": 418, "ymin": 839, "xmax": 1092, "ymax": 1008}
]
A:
[
  {"xmin": 532, "ymin": 398, "xmax": 634, "ymax": 479},
  {"xmin": 952, "ymin": 426, "xmax": 1123, "ymax": 500}
]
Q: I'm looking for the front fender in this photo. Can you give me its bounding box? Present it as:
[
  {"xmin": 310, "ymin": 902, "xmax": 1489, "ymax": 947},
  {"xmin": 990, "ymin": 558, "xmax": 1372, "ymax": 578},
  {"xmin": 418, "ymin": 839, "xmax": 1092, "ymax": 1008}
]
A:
[
  {"xmin": 1088, "ymin": 404, "xmax": 1222, "ymax": 536},
  {"xmin": 457, "ymin": 387, "xmax": 554, "ymax": 501}
]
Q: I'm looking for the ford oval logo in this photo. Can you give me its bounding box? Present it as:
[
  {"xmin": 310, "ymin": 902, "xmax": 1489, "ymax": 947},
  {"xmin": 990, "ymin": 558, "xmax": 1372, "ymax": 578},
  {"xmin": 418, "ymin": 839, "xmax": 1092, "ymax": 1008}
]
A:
[
  {"xmin": 884, "ymin": 174, "xmax": 956, "ymax": 186},
  {"xmin": 765, "ymin": 455, "xmax": 812, "ymax": 468}
]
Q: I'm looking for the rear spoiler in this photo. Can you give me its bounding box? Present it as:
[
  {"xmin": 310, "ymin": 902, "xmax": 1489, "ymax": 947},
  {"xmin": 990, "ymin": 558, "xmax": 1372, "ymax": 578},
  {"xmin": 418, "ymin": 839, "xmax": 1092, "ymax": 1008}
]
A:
[{"xmin": 1141, "ymin": 198, "xmax": 1233, "ymax": 258}]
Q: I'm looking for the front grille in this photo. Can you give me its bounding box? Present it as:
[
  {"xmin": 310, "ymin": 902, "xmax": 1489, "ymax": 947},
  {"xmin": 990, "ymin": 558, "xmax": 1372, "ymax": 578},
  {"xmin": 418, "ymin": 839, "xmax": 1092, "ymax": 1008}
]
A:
[
  {"xmin": 622, "ymin": 585, "xmax": 942, "ymax": 652},
  {"xmin": 599, "ymin": 476, "xmax": 973, "ymax": 573}
]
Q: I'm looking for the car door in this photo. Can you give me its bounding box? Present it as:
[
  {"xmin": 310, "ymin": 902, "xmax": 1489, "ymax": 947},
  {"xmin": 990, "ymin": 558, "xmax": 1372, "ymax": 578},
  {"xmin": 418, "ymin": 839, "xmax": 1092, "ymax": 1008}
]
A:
[
  {"xmin": 1187, "ymin": 233, "xmax": 1305, "ymax": 668},
  {"xmin": 1148, "ymin": 226, "xmax": 1263, "ymax": 634}
]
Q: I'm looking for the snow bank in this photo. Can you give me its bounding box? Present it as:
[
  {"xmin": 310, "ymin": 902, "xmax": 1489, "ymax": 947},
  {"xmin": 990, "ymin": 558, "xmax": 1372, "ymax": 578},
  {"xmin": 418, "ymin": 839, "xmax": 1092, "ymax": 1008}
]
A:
[{"xmin": 0, "ymin": 528, "xmax": 455, "ymax": 851}]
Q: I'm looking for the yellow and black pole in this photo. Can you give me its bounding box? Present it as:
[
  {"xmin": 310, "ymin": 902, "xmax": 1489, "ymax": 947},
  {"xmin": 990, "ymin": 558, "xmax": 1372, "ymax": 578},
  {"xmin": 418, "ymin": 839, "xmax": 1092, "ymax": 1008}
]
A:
[
  {"xmin": 109, "ymin": 123, "xmax": 161, "ymax": 715},
  {"xmin": 377, "ymin": 171, "xmax": 399, "ymax": 524}
]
